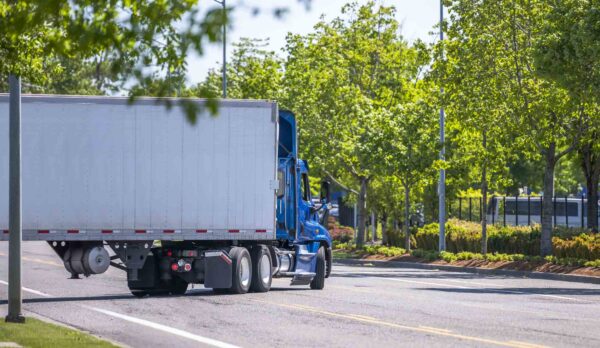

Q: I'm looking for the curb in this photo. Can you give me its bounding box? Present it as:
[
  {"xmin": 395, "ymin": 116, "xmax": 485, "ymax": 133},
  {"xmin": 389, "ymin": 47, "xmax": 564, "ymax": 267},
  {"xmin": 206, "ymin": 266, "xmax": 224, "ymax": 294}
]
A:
[{"xmin": 333, "ymin": 258, "xmax": 600, "ymax": 285}]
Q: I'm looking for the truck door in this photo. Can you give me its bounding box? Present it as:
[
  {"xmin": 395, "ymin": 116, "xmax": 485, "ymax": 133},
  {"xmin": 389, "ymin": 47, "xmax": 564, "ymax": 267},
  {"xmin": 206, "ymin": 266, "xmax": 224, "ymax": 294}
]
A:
[{"xmin": 298, "ymin": 168, "xmax": 319, "ymax": 241}]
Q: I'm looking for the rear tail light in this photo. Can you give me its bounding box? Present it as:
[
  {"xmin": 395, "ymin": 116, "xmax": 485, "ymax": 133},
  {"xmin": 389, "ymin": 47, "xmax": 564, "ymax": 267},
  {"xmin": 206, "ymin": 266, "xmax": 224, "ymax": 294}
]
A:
[
  {"xmin": 171, "ymin": 263, "xmax": 179, "ymax": 272},
  {"xmin": 183, "ymin": 263, "xmax": 192, "ymax": 272}
]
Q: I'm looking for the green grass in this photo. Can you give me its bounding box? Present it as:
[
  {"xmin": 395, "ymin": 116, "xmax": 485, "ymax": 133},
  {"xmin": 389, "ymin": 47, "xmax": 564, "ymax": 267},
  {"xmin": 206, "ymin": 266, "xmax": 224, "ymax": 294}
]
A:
[{"xmin": 0, "ymin": 317, "xmax": 117, "ymax": 348}]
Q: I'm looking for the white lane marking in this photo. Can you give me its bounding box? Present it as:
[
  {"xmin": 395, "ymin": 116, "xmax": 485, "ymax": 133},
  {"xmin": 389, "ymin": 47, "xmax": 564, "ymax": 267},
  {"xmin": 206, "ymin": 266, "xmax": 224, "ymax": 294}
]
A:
[
  {"xmin": 381, "ymin": 277, "xmax": 587, "ymax": 302},
  {"xmin": 0, "ymin": 280, "xmax": 53, "ymax": 298},
  {"xmin": 0, "ymin": 280, "xmax": 240, "ymax": 348},
  {"xmin": 83, "ymin": 306, "xmax": 241, "ymax": 348}
]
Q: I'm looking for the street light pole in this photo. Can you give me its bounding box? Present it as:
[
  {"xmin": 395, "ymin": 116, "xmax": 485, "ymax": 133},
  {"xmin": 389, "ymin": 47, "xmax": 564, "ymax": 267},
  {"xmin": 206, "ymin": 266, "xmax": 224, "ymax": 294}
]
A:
[
  {"xmin": 6, "ymin": 74, "xmax": 24, "ymax": 323},
  {"xmin": 221, "ymin": 0, "xmax": 227, "ymax": 98},
  {"xmin": 438, "ymin": 0, "xmax": 446, "ymax": 252}
]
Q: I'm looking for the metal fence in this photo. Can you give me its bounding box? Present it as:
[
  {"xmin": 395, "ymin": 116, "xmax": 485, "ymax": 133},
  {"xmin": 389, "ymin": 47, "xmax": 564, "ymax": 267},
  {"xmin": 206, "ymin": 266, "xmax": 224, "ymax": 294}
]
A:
[{"xmin": 448, "ymin": 196, "xmax": 597, "ymax": 228}]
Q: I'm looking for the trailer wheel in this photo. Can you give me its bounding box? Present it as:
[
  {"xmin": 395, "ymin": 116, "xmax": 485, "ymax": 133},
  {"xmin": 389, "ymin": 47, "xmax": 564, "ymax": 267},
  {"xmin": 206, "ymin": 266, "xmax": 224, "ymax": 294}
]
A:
[
  {"xmin": 229, "ymin": 247, "xmax": 252, "ymax": 294},
  {"xmin": 250, "ymin": 245, "xmax": 272, "ymax": 293},
  {"xmin": 310, "ymin": 246, "xmax": 326, "ymax": 290}
]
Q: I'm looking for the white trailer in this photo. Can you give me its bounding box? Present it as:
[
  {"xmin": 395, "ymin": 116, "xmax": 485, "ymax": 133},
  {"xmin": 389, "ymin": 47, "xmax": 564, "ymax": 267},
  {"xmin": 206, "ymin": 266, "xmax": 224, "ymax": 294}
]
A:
[{"xmin": 0, "ymin": 95, "xmax": 278, "ymax": 241}]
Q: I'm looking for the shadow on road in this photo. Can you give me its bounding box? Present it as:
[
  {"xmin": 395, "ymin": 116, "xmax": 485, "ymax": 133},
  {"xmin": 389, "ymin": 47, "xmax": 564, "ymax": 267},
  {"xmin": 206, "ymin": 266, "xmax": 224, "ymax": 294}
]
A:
[
  {"xmin": 331, "ymin": 271, "xmax": 492, "ymax": 280},
  {"xmin": 0, "ymin": 286, "xmax": 314, "ymax": 304},
  {"xmin": 419, "ymin": 287, "xmax": 600, "ymax": 297}
]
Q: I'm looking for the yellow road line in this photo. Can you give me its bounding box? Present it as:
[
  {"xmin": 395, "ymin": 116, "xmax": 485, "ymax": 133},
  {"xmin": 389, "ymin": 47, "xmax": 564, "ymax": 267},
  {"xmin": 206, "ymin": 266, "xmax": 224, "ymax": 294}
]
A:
[
  {"xmin": 507, "ymin": 341, "xmax": 549, "ymax": 348},
  {"xmin": 249, "ymin": 299, "xmax": 548, "ymax": 348},
  {"xmin": 0, "ymin": 252, "xmax": 62, "ymax": 267}
]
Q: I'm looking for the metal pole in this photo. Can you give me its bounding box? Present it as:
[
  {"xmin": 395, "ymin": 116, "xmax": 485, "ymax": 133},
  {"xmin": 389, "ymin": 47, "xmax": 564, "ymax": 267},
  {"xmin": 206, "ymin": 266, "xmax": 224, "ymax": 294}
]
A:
[
  {"xmin": 528, "ymin": 195, "xmax": 531, "ymax": 225},
  {"xmin": 222, "ymin": 0, "xmax": 227, "ymax": 98},
  {"xmin": 438, "ymin": 0, "xmax": 446, "ymax": 251},
  {"xmin": 6, "ymin": 74, "xmax": 24, "ymax": 323},
  {"xmin": 515, "ymin": 195, "xmax": 519, "ymax": 226},
  {"xmin": 565, "ymin": 196, "xmax": 568, "ymax": 227}
]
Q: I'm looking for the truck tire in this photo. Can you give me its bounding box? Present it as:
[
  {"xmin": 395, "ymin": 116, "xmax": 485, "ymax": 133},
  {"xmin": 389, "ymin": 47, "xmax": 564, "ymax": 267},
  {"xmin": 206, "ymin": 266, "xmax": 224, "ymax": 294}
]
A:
[
  {"xmin": 325, "ymin": 247, "xmax": 332, "ymax": 278},
  {"xmin": 229, "ymin": 247, "xmax": 252, "ymax": 294},
  {"xmin": 310, "ymin": 246, "xmax": 326, "ymax": 290},
  {"xmin": 250, "ymin": 245, "xmax": 272, "ymax": 293},
  {"xmin": 168, "ymin": 278, "xmax": 188, "ymax": 295}
]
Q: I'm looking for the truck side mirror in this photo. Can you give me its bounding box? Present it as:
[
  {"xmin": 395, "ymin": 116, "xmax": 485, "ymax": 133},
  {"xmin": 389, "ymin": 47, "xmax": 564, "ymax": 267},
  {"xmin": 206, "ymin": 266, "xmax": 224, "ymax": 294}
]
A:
[{"xmin": 320, "ymin": 181, "xmax": 331, "ymax": 202}]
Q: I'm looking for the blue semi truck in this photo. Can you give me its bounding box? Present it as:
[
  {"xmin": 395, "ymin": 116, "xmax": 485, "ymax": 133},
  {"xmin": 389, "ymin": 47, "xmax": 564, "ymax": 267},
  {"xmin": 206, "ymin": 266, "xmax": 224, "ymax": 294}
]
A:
[{"xmin": 0, "ymin": 95, "xmax": 333, "ymax": 295}]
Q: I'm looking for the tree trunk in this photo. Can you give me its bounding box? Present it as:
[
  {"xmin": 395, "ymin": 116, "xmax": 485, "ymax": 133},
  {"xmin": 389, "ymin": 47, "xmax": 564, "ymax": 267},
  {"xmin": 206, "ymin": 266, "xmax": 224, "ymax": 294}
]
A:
[
  {"xmin": 381, "ymin": 212, "xmax": 388, "ymax": 245},
  {"xmin": 372, "ymin": 212, "xmax": 378, "ymax": 242},
  {"xmin": 580, "ymin": 140, "xmax": 600, "ymax": 232},
  {"xmin": 404, "ymin": 182, "xmax": 411, "ymax": 251},
  {"xmin": 481, "ymin": 130, "xmax": 488, "ymax": 254},
  {"xmin": 356, "ymin": 177, "xmax": 368, "ymax": 248},
  {"xmin": 541, "ymin": 144, "xmax": 557, "ymax": 256},
  {"xmin": 371, "ymin": 211, "xmax": 377, "ymax": 244}
]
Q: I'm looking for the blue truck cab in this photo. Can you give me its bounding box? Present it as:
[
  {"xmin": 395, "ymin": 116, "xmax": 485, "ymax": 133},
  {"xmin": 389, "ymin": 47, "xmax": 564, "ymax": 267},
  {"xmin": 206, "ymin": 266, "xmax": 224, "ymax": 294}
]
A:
[{"xmin": 275, "ymin": 111, "xmax": 333, "ymax": 285}]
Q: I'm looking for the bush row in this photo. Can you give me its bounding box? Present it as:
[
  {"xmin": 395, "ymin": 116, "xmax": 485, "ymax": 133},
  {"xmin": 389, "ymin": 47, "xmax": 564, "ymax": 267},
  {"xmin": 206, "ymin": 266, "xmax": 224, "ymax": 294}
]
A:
[
  {"xmin": 413, "ymin": 219, "xmax": 600, "ymax": 260},
  {"xmin": 410, "ymin": 249, "xmax": 600, "ymax": 268}
]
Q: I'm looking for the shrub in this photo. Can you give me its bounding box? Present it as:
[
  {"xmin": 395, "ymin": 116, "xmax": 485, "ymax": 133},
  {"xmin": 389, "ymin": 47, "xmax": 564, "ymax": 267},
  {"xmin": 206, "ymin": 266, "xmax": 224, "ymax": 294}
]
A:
[
  {"xmin": 413, "ymin": 219, "xmax": 599, "ymax": 261},
  {"xmin": 363, "ymin": 245, "xmax": 406, "ymax": 257},
  {"xmin": 329, "ymin": 220, "xmax": 354, "ymax": 243},
  {"xmin": 385, "ymin": 228, "xmax": 417, "ymax": 249},
  {"xmin": 553, "ymin": 233, "xmax": 600, "ymax": 260}
]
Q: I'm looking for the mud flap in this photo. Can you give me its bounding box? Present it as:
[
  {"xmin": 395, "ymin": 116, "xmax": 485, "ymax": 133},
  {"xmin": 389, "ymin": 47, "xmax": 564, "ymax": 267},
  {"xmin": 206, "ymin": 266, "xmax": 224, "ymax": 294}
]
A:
[{"xmin": 204, "ymin": 250, "xmax": 233, "ymax": 289}]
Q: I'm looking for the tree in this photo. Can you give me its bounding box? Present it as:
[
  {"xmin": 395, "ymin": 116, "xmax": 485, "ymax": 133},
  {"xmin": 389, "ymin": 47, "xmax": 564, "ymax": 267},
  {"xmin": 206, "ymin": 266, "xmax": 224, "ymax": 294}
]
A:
[
  {"xmin": 373, "ymin": 92, "xmax": 439, "ymax": 251},
  {"xmin": 535, "ymin": 0, "xmax": 600, "ymax": 231},
  {"xmin": 1, "ymin": 0, "xmax": 227, "ymax": 121},
  {"xmin": 196, "ymin": 38, "xmax": 284, "ymax": 100},
  {"xmin": 439, "ymin": 2, "xmax": 520, "ymax": 253},
  {"xmin": 445, "ymin": 0, "xmax": 588, "ymax": 256},
  {"xmin": 284, "ymin": 2, "xmax": 431, "ymax": 248}
]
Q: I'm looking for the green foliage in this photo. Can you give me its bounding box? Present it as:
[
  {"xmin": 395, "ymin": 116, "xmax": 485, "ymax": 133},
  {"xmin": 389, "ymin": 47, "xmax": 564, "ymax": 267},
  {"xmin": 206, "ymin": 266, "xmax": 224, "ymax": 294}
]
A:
[
  {"xmin": 196, "ymin": 38, "xmax": 284, "ymax": 101},
  {"xmin": 0, "ymin": 317, "xmax": 117, "ymax": 348},
  {"xmin": 414, "ymin": 219, "xmax": 599, "ymax": 260},
  {"xmin": 385, "ymin": 228, "xmax": 417, "ymax": 249},
  {"xmin": 363, "ymin": 245, "xmax": 406, "ymax": 257},
  {"xmin": 0, "ymin": 0, "xmax": 228, "ymax": 121},
  {"xmin": 283, "ymin": 2, "xmax": 434, "ymax": 247}
]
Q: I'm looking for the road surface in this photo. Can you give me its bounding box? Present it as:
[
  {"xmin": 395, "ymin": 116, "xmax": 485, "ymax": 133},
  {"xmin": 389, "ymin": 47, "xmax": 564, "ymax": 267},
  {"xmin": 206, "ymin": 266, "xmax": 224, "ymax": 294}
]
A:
[{"xmin": 1, "ymin": 242, "xmax": 600, "ymax": 348}]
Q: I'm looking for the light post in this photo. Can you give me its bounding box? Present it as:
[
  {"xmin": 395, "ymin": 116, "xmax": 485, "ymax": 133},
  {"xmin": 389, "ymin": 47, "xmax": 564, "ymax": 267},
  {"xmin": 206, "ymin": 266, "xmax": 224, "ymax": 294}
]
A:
[
  {"xmin": 438, "ymin": 0, "xmax": 446, "ymax": 252},
  {"xmin": 214, "ymin": 0, "xmax": 227, "ymax": 98},
  {"xmin": 5, "ymin": 74, "xmax": 24, "ymax": 323}
]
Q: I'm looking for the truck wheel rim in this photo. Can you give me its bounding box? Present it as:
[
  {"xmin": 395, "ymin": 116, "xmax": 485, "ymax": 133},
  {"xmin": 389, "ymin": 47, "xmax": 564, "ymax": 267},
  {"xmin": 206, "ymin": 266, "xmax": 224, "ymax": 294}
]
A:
[
  {"xmin": 240, "ymin": 256, "xmax": 251, "ymax": 287},
  {"xmin": 259, "ymin": 253, "xmax": 271, "ymax": 285}
]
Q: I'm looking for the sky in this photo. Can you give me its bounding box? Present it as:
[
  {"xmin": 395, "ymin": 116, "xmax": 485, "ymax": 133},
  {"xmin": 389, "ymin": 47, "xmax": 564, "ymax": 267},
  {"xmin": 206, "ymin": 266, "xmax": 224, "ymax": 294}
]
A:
[{"xmin": 187, "ymin": 0, "xmax": 445, "ymax": 84}]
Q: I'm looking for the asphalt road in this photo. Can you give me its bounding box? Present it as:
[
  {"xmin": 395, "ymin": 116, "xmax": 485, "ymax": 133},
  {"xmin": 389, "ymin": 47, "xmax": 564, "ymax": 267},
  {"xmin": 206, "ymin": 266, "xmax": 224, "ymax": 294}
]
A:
[{"xmin": 2, "ymin": 242, "xmax": 600, "ymax": 348}]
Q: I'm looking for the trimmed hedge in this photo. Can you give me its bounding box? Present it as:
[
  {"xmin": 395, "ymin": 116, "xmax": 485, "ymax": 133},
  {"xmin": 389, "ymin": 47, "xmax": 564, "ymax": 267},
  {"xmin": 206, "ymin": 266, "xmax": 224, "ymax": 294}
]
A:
[
  {"xmin": 414, "ymin": 219, "xmax": 599, "ymax": 260},
  {"xmin": 410, "ymin": 249, "xmax": 600, "ymax": 268}
]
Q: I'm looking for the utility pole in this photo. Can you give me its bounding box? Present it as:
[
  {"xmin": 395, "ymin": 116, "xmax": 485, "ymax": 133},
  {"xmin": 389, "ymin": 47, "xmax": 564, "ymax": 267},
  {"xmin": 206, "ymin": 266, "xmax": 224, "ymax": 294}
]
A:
[
  {"xmin": 6, "ymin": 74, "xmax": 24, "ymax": 323},
  {"xmin": 438, "ymin": 0, "xmax": 446, "ymax": 252},
  {"xmin": 218, "ymin": 0, "xmax": 227, "ymax": 98}
]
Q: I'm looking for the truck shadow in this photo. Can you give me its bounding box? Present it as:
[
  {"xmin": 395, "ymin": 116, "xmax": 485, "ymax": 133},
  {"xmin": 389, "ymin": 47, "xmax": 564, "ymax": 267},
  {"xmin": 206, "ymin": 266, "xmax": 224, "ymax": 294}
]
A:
[{"xmin": 0, "ymin": 287, "xmax": 312, "ymax": 304}]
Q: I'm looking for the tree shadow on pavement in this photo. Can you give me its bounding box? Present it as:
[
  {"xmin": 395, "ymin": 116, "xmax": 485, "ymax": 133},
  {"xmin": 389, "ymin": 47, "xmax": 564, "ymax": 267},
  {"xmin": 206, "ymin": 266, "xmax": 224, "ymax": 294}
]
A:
[{"xmin": 418, "ymin": 287, "xmax": 600, "ymax": 297}]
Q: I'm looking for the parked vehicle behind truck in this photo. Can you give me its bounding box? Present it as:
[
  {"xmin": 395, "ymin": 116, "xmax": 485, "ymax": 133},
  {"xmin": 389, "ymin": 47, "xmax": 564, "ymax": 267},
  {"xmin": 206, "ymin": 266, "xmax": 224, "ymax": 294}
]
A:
[{"xmin": 0, "ymin": 95, "xmax": 332, "ymax": 295}]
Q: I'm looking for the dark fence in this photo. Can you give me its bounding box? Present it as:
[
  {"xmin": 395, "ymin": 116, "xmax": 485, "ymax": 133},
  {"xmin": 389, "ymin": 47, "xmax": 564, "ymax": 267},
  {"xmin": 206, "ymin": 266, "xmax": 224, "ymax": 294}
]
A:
[{"xmin": 448, "ymin": 196, "xmax": 597, "ymax": 228}]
